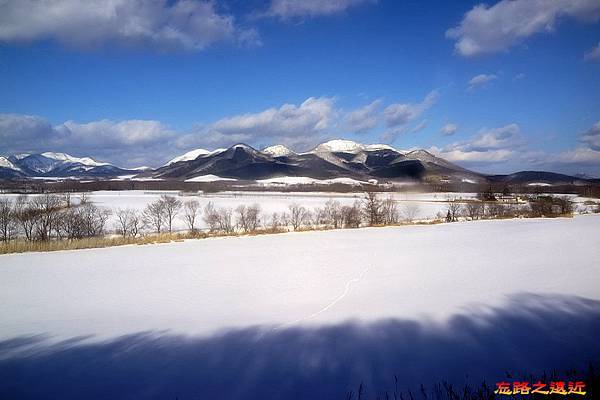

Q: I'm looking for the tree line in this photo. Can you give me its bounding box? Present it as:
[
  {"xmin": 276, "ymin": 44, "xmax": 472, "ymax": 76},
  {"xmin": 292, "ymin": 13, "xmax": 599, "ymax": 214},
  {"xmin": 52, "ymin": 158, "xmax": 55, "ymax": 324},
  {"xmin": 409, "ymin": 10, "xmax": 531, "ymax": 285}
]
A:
[{"xmin": 0, "ymin": 191, "xmax": 588, "ymax": 245}]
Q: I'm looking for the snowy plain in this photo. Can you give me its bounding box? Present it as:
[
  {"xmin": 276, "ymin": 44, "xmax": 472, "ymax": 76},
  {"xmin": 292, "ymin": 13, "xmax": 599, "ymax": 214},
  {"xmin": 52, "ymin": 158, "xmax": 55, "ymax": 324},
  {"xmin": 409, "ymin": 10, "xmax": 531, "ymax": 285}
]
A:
[{"xmin": 1, "ymin": 215, "xmax": 599, "ymax": 341}]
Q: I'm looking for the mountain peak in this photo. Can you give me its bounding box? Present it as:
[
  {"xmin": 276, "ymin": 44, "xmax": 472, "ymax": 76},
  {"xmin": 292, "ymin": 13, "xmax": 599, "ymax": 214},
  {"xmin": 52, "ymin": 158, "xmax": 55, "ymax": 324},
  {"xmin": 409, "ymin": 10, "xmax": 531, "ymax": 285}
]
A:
[
  {"xmin": 364, "ymin": 144, "xmax": 399, "ymax": 152},
  {"xmin": 262, "ymin": 144, "xmax": 294, "ymax": 157},
  {"xmin": 166, "ymin": 148, "xmax": 211, "ymax": 165},
  {"xmin": 40, "ymin": 152, "xmax": 108, "ymax": 167},
  {"xmin": 313, "ymin": 140, "xmax": 363, "ymax": 153},
  {"xmin": 0, "ymin": 156, "xmax": 21, "ymax": 171}
]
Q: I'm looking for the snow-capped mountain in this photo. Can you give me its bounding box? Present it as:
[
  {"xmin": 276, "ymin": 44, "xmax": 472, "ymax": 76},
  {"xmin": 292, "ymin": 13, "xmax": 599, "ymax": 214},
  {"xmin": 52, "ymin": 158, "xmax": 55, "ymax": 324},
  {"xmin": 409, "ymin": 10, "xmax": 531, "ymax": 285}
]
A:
[
  {"xmin": 0, "ymin": 156, "xmax": 25, "ymax": 179},
  {"xmin": 1, "ymin": 152, "xmax": 140, "ymax": 179},
  {"xmin": 148, "ymin": 140, "xmax": 483, "ymax": 183},
  {"xmin": 2, "ymin": 142, "xmax": 594, "ymax": 185}
]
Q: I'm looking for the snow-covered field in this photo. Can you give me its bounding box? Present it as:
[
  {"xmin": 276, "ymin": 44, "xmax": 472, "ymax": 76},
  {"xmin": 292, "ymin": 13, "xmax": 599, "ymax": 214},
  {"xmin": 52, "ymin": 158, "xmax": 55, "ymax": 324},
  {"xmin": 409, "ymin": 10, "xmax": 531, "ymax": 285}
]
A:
[{"xmin": 1, "ymin": 215, "xmax": 599, "ymax": 341}]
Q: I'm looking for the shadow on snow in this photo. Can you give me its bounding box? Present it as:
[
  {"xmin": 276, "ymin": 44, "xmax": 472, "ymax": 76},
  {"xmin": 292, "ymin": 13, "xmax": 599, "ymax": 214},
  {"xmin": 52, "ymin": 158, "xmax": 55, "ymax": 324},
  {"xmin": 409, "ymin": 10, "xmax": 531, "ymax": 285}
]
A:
[{"xmin": 1, "ymin": 293, "xmax": 600, "ymax": 399}]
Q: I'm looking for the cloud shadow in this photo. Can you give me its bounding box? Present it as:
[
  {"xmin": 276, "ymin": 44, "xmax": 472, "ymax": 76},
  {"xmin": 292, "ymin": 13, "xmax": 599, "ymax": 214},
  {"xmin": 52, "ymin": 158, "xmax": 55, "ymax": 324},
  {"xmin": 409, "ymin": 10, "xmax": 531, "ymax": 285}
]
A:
[{"xmin": 1, "ymin": 293, "xmax": 599, "ymax": 399}]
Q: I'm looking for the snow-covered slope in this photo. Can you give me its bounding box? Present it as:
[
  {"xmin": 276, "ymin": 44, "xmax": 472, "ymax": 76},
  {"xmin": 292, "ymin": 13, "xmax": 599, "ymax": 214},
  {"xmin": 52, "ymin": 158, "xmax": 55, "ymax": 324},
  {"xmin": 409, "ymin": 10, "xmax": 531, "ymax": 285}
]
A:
[
  {"xmin": 166, "ymin": 148, "xmax": 211, "ymax": 165},
  {"xmin": 2, "ymin": 152, "xmax": 136, "ymax": 178},
  {"xmin": 41, "ymin": 152, "xmax": 109, "ymax": 167},
  {"xmin": 312, "ymin": 139, "xmax": 365, "ymax": 154},
  {"xmin": 262, "ymin": 145, "xmax": 295, "ymax": 157},
  {"xmin": 0, "ymin": 156, "xmax": 20, "ymax": 171}
]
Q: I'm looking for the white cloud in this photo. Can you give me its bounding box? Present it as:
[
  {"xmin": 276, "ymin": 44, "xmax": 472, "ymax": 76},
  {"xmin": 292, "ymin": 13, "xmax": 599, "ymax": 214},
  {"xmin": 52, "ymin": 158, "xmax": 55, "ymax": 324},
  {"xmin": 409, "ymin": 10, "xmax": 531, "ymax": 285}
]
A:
[
  {"xmin": 554, "ymin": 148, "xmax": 600, "ymax": 164},
  {"xmin": 344, "ymin": 100, "xmax": 382, "ymax": 133},
  {"xmin": 447, "ymin": 0, "xmax": 600, "ymax": 57},
  {"xmin": 57, "ymin": 120, "xmax": 173, "ymax": 147},
  {"xmin": 430, "ymin": 146, "xmax": 514, "ymax": 163},
  {"xmin": 584, "ymin": 42, "xmax": 600, "ymax": 61},
  {"xmin": 580, "ymin": 121, "xmax": 600, "ymax": 151},
  {"xmin": 468, "ymin": 74, "xmax": 497, "ymax": 90},
  {"xmin": 432, "ymin": 123, "xmax": 523, "ymax": 164},
  {"xmin": 0, "ymin": 0, "xmax": 257, "ymax": 51},
  {"xmin": 0, "ymin": 113, "xmax": 174, "ymax": 167},
  {"xmin": 383, "ymin": 90, "xmax": 439, "ymax": 128},
  {"xmin": 1, "ymin": 98, "xmax": 337, "ymax": 166},
  {"xmin": 431, "ymin": 121, "xmax": 600, "ymax": 175},
  {"xmin": 410, "ymin": 120, "xmax": 428, "ymax": 133},
  {"xmin": 206, "ymin": 97, "xmax": 336, "ymax": 147},
  {"xmin": 263, "ymin": 0, "xmax": 375, "ymax": 19},
  {"xmin": 440, "ymin": 123, "xmax": 458, "ymax": 136}
]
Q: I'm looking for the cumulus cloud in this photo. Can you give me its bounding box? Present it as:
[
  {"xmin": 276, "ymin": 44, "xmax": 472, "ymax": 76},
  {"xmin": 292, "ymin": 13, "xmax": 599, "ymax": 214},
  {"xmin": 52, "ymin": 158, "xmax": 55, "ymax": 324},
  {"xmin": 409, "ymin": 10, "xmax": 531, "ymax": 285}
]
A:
[
  {"xmin": 263, "ymin": 0, "xmax": 375, "ymax": 19},
  {"xmin": 584, "ymin": 42, "xmax": 600, "ymax": 61},
  {"xmin": 383, "ymin": 90, "xmax": 439, "ymax": 128},
  {"xmin": 447, "ymin": 0, "xmax": 600, "ymax": 57},
  {"xmin": 440, "ymin": 123, "xmax": 458, "ymax": 136},
  {"xmin": 430, "ymin": 121, "xmax": 600, "ymax": 175},
  {"xmin": 344, "ymin": 100, "xmax": 382, "ymax": 133},
  {"xmin": 431, "ymin": 123, "xmax": 523, "ymax": 163},
  {"xmin": 0, "ymin": 0, "xmax": 258, "ymax": 51},
  {"xmin": 0, "ymin": 98, "xmax": 341, "ymax": 166},
  {"xmin": 553, "ymin": 148, "xmax": 600, "ymax": 165},
  {"xmin": 201, "ymin": 97, "xmax": 336, "ymax": 149},
  {"xmin": 468, "ymin": 74, "xmax": 497, "ymax": 91},
  {"xmin": 0, "ymin": 113, "xmax": 175, "ymax": 167}
]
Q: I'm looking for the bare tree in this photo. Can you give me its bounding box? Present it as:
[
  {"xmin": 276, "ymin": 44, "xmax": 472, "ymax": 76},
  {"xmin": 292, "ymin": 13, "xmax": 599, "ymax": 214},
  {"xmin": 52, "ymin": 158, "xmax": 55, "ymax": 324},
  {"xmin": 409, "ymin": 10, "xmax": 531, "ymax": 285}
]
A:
[
  {"xmin": 446, "ymin": 198, "xmax": 461, "ymax": 222},
  {"xmin": 79, "ymin": 202, "xmax": 111, "ymax": 237},
  {"xmin": 217, "ymin": 207, "xmax": 234, "ymax": 233},
  {"xmin": 401, "ymin": 203, "xmax": 420, "ymax": 222},
  {"xmin": 265, "ymin": 212, "xmax": 283, "ymax": 232},
  {"xmin": 287, "ymin": 203, "xmax": 309, "ymax": 231},
  {"xmin": 14, "ymin": 195, "xmax": 35, "ymax": 241},
  {"xmin": 555, "ymin": 196, "xmax": 574, "ymax": 215},
  {"xmin": 486, "ymin": 202, "xmax": 503, "ymax": 219},
  {"xmin": 323, "ymin": 199, "xmax": 343, "ymax": 228},
  {"xmin": 79, "ymin": 192, "xmax": 90, "ymax": 205},
  {"xmin": 182, "ymin": 200, "xmax": 200, "ymax": 232},
  {"xmin": 341, "ymin": 201, "xmax": 362, "ymax": 228},
  {"xmin": 203, "ymin": 202, "xmax": 220, "ymax": 232},
  {"xmin": 0, "ymin": 198, "xmax": 16, "ymax": 242},
  {"xmin": 464, "ymin": 201, "xmax": 485, "ymax": 220},
  {"xmin": 244, "ymin": 204, "xmax": 261, "ymax": 232},
  {"xmin": 236, "ymin": 204, "xmax": 262, "ymax": 233},
  {"xmin": 31, "ymin": 194, "xmax": 63, "ymax": 241},
  {"xmin": 311, "ymin": 206, "xmax": 328, "ymax": 227},
  {"xmin": 128, "ymin": 210, "xmax": 142, "ymax": 237},
  {"xmin": 115, "ymin": 208, "xmax": 140, "ymax": 237},
  {"xmin": 143, "ymin": 198, "xmax": 166, "ymax": 233},
  {"xmin": 160, "ymin": 195, "xmax": 182, "ymax": 234},
  {"xmin": 362, "ymin": 191, "xmax": 382, "ymax": 226},
  {"xmin": 380, "ymin": 196, "xmax": 399, "ymax": 224}
]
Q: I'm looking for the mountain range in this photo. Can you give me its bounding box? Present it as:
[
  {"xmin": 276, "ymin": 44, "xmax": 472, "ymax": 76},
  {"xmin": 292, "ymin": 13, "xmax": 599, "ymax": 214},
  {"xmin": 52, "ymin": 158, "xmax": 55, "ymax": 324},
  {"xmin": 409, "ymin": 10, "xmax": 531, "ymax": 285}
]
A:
[
  {"xmin": 0, "ymin": 152, "xmax": 142, "ymax": 180},
  {"xmin": 1, "ymin": 140, "xmax": 597, "ymax": 186}
]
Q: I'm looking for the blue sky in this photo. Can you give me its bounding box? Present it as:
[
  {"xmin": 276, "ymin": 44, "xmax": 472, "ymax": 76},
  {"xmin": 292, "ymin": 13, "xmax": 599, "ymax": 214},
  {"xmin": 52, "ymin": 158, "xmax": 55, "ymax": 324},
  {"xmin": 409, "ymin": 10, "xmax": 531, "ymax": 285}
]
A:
[{"xmin": 0, "ymin": 0, "xmax": 599, "ymax": 174}]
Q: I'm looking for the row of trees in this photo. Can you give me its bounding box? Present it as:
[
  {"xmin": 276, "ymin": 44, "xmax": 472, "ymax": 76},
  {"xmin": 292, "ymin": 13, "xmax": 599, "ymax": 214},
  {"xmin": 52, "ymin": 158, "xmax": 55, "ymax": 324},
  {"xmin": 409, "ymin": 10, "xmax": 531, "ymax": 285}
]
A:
[
  {"xmin": 0, "ymin": 192, "xmax": 584, "ymax": 243},
  {"xmin": 135, "ymin": 194, "xmax": 422, "ymax": 236},
  {"xmin": 0, "ymin": 193, "xmax": 110, "ymax": 242},
  {"xmin": 444, "ymin": 195, "xmax": 576, "ymax": 222}
]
